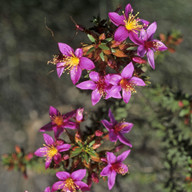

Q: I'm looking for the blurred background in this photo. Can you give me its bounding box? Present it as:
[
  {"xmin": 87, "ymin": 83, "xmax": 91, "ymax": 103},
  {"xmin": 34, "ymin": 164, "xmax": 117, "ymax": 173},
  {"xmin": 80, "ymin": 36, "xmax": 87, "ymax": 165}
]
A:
[{"xmin": 0, "ymin": 0, "xmax": 191, "ymax": 191}]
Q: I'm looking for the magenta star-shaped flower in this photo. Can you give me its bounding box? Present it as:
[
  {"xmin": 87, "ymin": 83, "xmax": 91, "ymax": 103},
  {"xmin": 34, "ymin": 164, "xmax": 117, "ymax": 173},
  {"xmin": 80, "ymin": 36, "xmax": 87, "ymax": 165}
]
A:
[
  {"xmin": 52, "ymin": 169, "xmax": 90, "ymax": 192},
  {"xmin": 129, "ymin": 22, "xmax": 167, "ymax": 69},
  {"xmin": 34, "ymin": 133, "xmax": 71, "ymax": 169},
  {"xmin": 39, "ymin": 106, "xmax": 77, "ymax": 138},
  {"xmin": 100, "ymin": 150, "xmax": 131, "ymax": 190},
  {"xmin": 101, "ymin": 109, "xmax": 133, "ymax": 147},
  {"xmin": 56, "ymin": 43, "xmax": 95, "ymax": 84},
  {"xmin": 76, "ymin": 71, "xmax": 118, "ymax": 105},
  {"xmin": 110, "ymin": 62, "xmax": 146, "ymax": 103},
  {"xmin": 108, "ymin": 3, "xmax": 149, "ymax": 42}
]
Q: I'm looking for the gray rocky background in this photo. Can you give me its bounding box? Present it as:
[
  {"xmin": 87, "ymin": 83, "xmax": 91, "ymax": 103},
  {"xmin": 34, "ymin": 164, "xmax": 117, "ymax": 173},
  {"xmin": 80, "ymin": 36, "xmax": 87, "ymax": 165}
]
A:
[{"xmin": 0, "ymin": 0, "xmax": 191, "ymax": 191}]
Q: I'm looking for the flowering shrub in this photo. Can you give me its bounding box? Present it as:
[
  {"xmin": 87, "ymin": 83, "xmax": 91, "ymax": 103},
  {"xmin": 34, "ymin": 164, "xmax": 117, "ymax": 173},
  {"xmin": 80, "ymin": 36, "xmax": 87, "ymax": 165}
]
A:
[{"xmin": 5, "ymin": 2, "xmax": 192, "ymax": 192}]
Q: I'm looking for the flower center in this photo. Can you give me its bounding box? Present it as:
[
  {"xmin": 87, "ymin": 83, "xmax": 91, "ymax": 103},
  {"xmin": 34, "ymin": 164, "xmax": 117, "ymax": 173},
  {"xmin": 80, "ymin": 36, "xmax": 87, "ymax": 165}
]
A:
[
  {"xmin": 52, "ymin": 115, "xmax": 64, "ymax": 126},
  {"xmin": 111, "ymin": 163, "xmax": 128, "ymax": 175},
  {"xmin": 64, "ymin": 178, "xmax": 77, "ymax": 192},
  {"xmin": 46, "ymin": 145, "xmax": 58, "ymax": 159},
  {"xmin": 145, "ymin": 41, "xmax": 162, "ymax": 50},
  {"xmin": 120, "ymin": 79, "xmax": 135, "ymax": 92},
  {"xmin": 96, "ymin": 78, "xmax": 107, "ymax": 97},
  {"xmin": 64, "ymin": 54, "xmax": 80, "ymax": 71},
  {"xmin": 124, "ymin": 12, "xmax": 143, "ymax": 32},
  {"xmin": 114, "ymin": 123, "xmax": 127, "ymax": 134}
]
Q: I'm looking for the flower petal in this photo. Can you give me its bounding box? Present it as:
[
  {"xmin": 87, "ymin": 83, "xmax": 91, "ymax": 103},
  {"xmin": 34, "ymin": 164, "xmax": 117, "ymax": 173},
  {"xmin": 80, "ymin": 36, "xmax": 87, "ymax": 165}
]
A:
[
  {"xmin": 52, "ymin": 181, "xmax": 65, "ymax": 191},
  {"xmin": 117, "ymin": 150, "xmax": 131, "ymax": 162},
  {"xmin": 118, "ymin": 133, "xmax": 132, "ymax": 147},
  {"xmin": 152, "ymin": 40, "xmax": 168, "ymax": 51},
  {"xmin": 57, "ymin": 144, "xmax": 71, "ymax": 152},
  {"xmin": 56, "ymin": 62, "xmax": 65, "ymax": 78},
  {"xmin": 100, "ymin": 165, "xmax": 111, "ymax": 176},
  {"xmin": 122, "ymin": 89, "xmax": 131, "ymax": 104},
  {"xmin": 76, "ymin": 80, "xmax": 96, "ymax": 90},
  {"xmin": 110, "ymin": 74, "xmax": 122, "ymax": 85},
  {"xmin": 40, "ymin": 122, "xmax": 53, "ymax": 132},
  {"xmin": 121, "ymin": 62, "xmax": 134, "ymax": 79},
  {"xmin": 108, "ymin": 85, "xmax": 122, "ymax": 99},
  {"xmin": 129, "ymin": 31, "xmax": 144, "ymax": 45},
  {"xmin": 58, "ymin": 42, "xmax": 74, "ymax": 56},
  {"xmin": 71, "ymin": 169, "xmax": 86, "ymax": 181},
  {"xmin": 130, "ymin": 77, "xmax": 146, "ymax": 86},
  {"xmin": 114, "ymin": 26, "xmax": 129, "ymax": 42},
  {"xmin": 34, "ymin": 147, "xmax": 47, "ymax": 157},
  {"xmin": 43, "ymin": 133, "xmax": 54, "ymax": 145},
  {"xmin": 79, "ymin": 57, "xmax": 95, "ymax": 70},
  {"xmin": 119, "ymin": 122, "xmax": 133, "ymax": 133},
  {"xmin": 108, "ymin": 109, "xmax": 116, "ymax": 125},
  {"xmin": 89, "ymin": 71, "xmax": 100, "ymax": 82},
  {"xmin": 44, "ymin": 186, "xmax": 51, "ymax": 192},
  {"xmin": 75, "ymin": 48, "xmax": 83, "ymax": 58},
  {"xmin": 108, "ymin": 12, "xmax": 124, "ymax": 26},
  {"xmin": 147, "ymin": 48, "xmax": 155, "ymax": 69},
  {"xmin": 45, "ymin": 157, "xmax": 52, "ymax": 169},
  {"xmin": 91, "ymin": 89, "xmax": 102, "ymax": 105},
  {"xmin": 56, "ymin": 171, "xmax": 70, "ymax": 180},
  {"xmin": 49, "ymin": 106, "xmax": 59, "ymax": 117},
  {"xmin": 75, "ymin": 181, "xmax": 90, "ymax": 191},
  {"xmin": 101, "ymin": 119, "xmax": 113, "ymax": 130},
  {"xmin": 139, "ymin": 19, "xmax": 150, "ymax": 28},
  {"xmin": 70, "ymin": 66, "xmax": 82, "ymax": 84},
  {"xmin": 53, "ymin": 126, "xmax": 64, "ymax": 138},
  {"xmin": 147, "ymin": 22, "xmax": 157, "ymax": 40},
  {"xmin": 125, "ymin": 3, "xmax": 133, "ymax": 18},
  {"xmin": 109, "ymin": 130, "xmax": 118, "ymax": 142},
  {"xmin": 53, "ymin": 153, "xmax": 61, "ymax": 164},
  {"xmin": 108, "ymin": 170, "xmax": 117, "ymax": 190},
  {"xmin": 137, "ymin": 45, "xmax": 146, "ymax": 57},
  {"xmin": 107, "ymin": 152, "xmax": 116, "ymax": 164}
]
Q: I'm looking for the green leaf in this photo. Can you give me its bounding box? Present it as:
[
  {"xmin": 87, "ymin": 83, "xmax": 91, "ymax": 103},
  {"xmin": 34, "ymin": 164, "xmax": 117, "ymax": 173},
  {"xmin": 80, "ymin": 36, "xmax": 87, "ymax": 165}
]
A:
[
  {"xmin": 105, "ymin": 37, "xmax": 113, "ymax": 42},
  {"xmin": 179, "ymin": 108, "xmax": 190, "ymax": 117},
  {"xmin": 87, "ymin": 47, "xmax": 95, "ymax": 54},
  {"xmin": 70, "ymin": 148, "xmax": 82, "ymax": 158},
  {"xmin": 99, "ymin": 43, "xmax": 109, "ymax": 50},
  {"xmin": 182, "ymin": 100, "xmax": 189, "ymax": 106},
  {"xmin": 87, "ymin": 34, "xmax": 96, "ymax": 42},
  {"xmin": 99, "ymin": 52, "xmax": 105, "ymax": 61},
  {"xmin": 88, "ymin": 140, "xmax": 95, "ymax": 147},
  {"xmin": 83, "ymin": 153, "xmax": 89, "ymax": 164}
]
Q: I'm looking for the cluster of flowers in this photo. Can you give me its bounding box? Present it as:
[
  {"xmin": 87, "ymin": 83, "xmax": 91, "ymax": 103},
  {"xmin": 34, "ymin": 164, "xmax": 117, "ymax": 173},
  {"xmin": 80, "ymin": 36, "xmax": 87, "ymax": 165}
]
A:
[
  {"xmin": 35, "ymin": 106, "xmax": 133, "ymax": 191},
  {"xmin": 50, "ymin": 3, "xmax": 167, "ymax": 106},
  {"xmin": 35, "ymin": 3, "xmax": 168, "ymax": 192}
]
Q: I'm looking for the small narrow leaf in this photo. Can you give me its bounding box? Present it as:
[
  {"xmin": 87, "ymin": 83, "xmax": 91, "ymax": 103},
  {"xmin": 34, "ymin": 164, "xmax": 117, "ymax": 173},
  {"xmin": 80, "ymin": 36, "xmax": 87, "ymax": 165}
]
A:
[
  {"xmin": 99, "ymin": 52, "xmax": 105, "ymax": 61},
  {"xmin": 87, "ymin": 34, "xmax": 96, "ymax": 42}
]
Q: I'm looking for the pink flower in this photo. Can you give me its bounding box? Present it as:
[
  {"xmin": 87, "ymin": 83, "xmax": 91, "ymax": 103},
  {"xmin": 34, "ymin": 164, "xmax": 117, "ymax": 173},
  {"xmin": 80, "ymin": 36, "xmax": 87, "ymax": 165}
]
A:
[
  {"xmin": 44, "ymin": 186, "xmax": 51, "ymax": 192},
  {"xmin": 40, "ymin": 106, "xmax": 76, "ymax": 138},
  {"xmin": 56, "ymin": 43, "xmax": 95, "ymax": 84},
  {"xmin": 108, "ymin": 3, "xmax": 149, "ymax": 42},
  {"xmin": 129, "ymin": 22, "xmax": 167, "ymax": 69},
  {"xmin": 100, "ymin": 150, "xmax": 131, "ymax": 190},
  {"xmin": 76, "ymin": 71, "xmax": 119, "ymax": 105},
  {"xmin": 101, "ymin": 109, "xmax": 133, "ymax": 147},
  {"xmin": 34, "ymin": 134, "xmax": 71, "ymax": 169},
  {"xmin": 52, "ymin": 169, "xmax": 90, "ymax": 192},
  {"xmin": 110, "ymin": 62, "xmax": 146, "ymax": 103}
]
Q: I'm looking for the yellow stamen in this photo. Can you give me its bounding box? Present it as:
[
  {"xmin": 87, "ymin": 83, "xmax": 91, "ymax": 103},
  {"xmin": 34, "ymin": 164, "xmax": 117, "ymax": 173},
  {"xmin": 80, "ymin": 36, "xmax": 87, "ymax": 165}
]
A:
[
  {"xmin": 63, "ymin": 178, "xmax": 79, "ymax": 192},
  {"xmin": 124, "ymin": 11, "xmax": 143, "ymax": 32},
  {"xmin": 45, "ymin": 145, "xmax": 58, "ymax": 159},
  {"xmin": 120, "ymin": 79, "xmax": 136, "ymax": 93},
  {"xmin": 51, "ymin": 115, "xmax": 63, "ymax": 126},
  {"xmin": 64, "ymin": 53, "xmax": 80, "ymax": 71}
]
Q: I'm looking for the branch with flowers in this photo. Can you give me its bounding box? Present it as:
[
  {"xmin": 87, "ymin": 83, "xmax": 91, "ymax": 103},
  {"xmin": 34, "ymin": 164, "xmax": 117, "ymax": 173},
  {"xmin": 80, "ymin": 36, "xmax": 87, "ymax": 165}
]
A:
[{"xmin": 3, "ymin": 3, "xmax": 184, "ymax": 192}]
